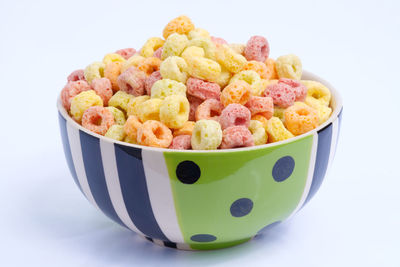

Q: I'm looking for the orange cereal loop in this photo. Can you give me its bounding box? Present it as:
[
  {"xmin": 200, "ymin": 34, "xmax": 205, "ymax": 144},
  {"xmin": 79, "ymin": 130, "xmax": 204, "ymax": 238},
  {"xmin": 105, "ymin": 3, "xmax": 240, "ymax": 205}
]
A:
[
  {"xmin": 124, "ymin": 115, "xmax": 142, "ymax": 141},
  {"xmin": 163, "ymin": 15, "xmax": 195, "ymax": 39},
  {"xmin": 242, "ymin": 61, "xmax": 268, "ymax": 79},
  {"xmin": 251, "ymin": 114, "xmax": 269, "ymax": 130},
  {"xmin": 104, "ymin": 61, "xmax": 122, "ymax": 92},
  {"xmin": 265, "ymin": 58, "xmax": 278, "ymax": 80},
  {"xmin": 173, "ymin": 121, "xmax": 195, "ymax": 137},
  {"xmin": 137, "ymin": 120, "xmax": 173, "ymax": 148},
  {"xmin": 284, "ymin": 102, "xmax": 319, "ymax": 136},
  {"xmin": 137, "ymin": 57, "xmax": 161, "ymax": 76},
  {"xmin": 220, "ymin": 80, "xmax": 251, "ymax": 107}
]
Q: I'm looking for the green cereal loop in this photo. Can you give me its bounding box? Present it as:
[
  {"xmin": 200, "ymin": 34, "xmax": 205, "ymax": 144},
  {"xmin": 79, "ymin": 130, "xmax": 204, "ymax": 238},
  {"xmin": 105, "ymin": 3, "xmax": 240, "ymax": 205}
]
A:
[
  {"xmin": 105, "ymin": 125, "xmax": 126, "ymax": 141},
  {"xmin": 108, "ymin": 91, "xmax": 135, "ymax": 112},
  {"xmin": 275, "ymin": 54, "xmax": 302, "ymax": 80},
  {"xmin": 160, "ymin": 56, "xmax": 189, "ymax": 83},
  {"xmin": 188, "ymin": 37, "xmax": 217, "ymax": 60},
  {"xmin": 162, "ymin": 33, "xmax": 189, "ymax": 60},
  {"xmin": 249, "ymin": 120, "xmax": 267, "ymax": 145},
  {"xmin": 151, "ymin": 79, "xmax": 187, "ymax": 99},
  {"xmin": 105, "ymin": 106, "xmax": 126, "ymax": 125},
  {"xmin": 84, "ymin": 62, "xmax": 105, "ymax": 84}
]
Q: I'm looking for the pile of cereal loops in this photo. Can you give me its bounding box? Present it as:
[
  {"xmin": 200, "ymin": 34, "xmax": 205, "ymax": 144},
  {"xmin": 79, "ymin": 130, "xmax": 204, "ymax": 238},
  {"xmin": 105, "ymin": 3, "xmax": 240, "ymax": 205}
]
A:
[{"xmin": 61, "ymin": 15, "xmax": 332, "ymax": 150}]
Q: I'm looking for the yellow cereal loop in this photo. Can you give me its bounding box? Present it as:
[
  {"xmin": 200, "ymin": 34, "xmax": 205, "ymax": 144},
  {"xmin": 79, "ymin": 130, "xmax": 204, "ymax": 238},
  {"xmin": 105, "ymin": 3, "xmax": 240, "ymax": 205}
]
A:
[
  {"xmin": 275, "ymin": 54, "xmax": 302, "ymax": 80},
  {"xmin": 162, "ymin": 33, "xmax": 189, "ymax": 60},
  {"xmin": 215, "ymin": 44, "xmax": 247, "ymax": 73},
  {"xmin": 106, "ymin": 106, "xmax": 126, "ymax": 125},
  {"xmin": 160, "ymin": 95, "xmax": 190, "ymax": 129},
  {"xmin": 84, "ymin": 62, "xmax": 105, "ymax": 84},
  {"xmin": 151, "ymin": 79, "xmax": 187, "ymax": 99},
  {"xmin": 228, "ymin": 43, "xmax": 245, "ymax": 55},
  {"xmin": 304, "ymin": 96, "xmax": 332, "ymax": 124},
  {"xmin": 137, "ymin": 98, "xmax": 163, "ymax": 122},
  {"xmin": 302, "ymin": 80, "xmax": 331, "ymax": 106},
  {"xmin": 188, "ymin": 37, "xmax": 217, "ymax": 60},
  {"xmin": 103, "ymin": 53, "xmax": 126, "ymax": 64},
  {"xmin": 249, "ymin": 120, "xmax": 268, "ymax": 145},
  {"xmin": 181, "ymin": 46, "xmax": 205, "ymax": 59},
  {"xmin": 273, "ymin": 106, "xmax": 286, "ymax": 122},
  {"xmin": 251, "ymin": 114, "xmax": 268, "ymax": 130},
  {"xmin": 160, "ymin": 56, "xmax": 188, "ymax": 83},
  {"xmin": 186, "ymin": 56, "xmax": 221, "ymax": 82},
  {"xmin": 121, "ymin": 54, "xmax": 146, "ymax": 73},
  {"xmin": 105, "ymin": 125, "xmax": 126, "ymax": 141},
  {"xmin": 230, "ymin": 70, "xmax": 264, "ymax": 96},
  {"xmin": 215, "ymin": 66, "xmax": 232, "ymax": 88},
  {"xmin": 70, "ymin": 90, "xmax": 103, "ymax": 122},
  {"xmin": 108, "ymin": 91, "xmax": 135, "ymax": 113},
  {"xmin": 140, "ymin": 37, "xmax": 165, "ymax": 58},
  {"xmin": 191, "ymin": 119, "xmax": 222, "ymax": 150},
  {"xmin": 266, "ymin": 117, "xmax": 294, "ymax": 143},
  {"xmin": 187, "ymin": 28, "xmax": 210, "ymax": 40},
  {"xmin": 127, "ymin": 95, "xmax": 150, "ymax": 117},
  {"xmin": 163, "ymin": 15, "xmax": 195, "ymax": 39}
]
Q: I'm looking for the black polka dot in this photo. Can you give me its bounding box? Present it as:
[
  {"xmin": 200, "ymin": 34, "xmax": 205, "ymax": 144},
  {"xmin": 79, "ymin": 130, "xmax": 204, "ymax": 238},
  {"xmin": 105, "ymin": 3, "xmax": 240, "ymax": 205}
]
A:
[
  {"xmin": 190, "ymin": 234, "xmax": 217, "ymax": 242},
  {"xmin": 176, "ymin": 161, "xmax": 201, "ymax": 184},
  {"xmin": 257, "ymin": 221, "xmax": 281, "ymax": 234},
  {"xmin": 230, "ymin": 198, "xmax": 253, "ymax": 217},
  {"xmin": 272, "ymin": 156, "xmax": 295, "ymax": 182}
]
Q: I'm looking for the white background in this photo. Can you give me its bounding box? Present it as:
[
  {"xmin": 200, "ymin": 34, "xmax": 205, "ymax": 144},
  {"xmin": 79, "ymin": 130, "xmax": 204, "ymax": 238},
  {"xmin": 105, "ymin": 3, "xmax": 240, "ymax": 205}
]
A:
[{"xmin": 1, "ymin": 0, "xmax": 399, "ymax": 266}]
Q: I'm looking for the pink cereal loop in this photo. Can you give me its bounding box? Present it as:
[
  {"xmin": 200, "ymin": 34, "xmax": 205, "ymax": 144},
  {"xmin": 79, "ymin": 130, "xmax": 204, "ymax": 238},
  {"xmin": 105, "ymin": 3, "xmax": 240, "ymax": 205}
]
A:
[
  {"xmin": 186, "ymin": 77, "xmax": 221, "ymax": 101},
  {"xmin": 153, "ymin": 47, "xmax": 163, "ymax": 59},
  {"xmin": 145, "ymin": 70, "xmax": 162, "ymax": 96},
  {"xmin": 211, "ymin": 36, "xmax": 228, "ymax": 45},
  {"xmin": 117, "ymin": 67, "xmax": 147, "ymax": 96},
  {"xmin": 169, "ymin": 135, "xmax": 192, "ymax": 149},
  {"xmin": 61, "ymin": 80, "xmax": 91, "ymax": 111},
  {"xmin": 245, "ymin": 96, "xmax": 274, "ymax": 119},
  {"xmin": 188, "ymin": 95, "xmax": 204, "ymax": 121},
  {"xmin": 67, "ymin": 69, "xmax": 85, "ymax": 82},
  {"xmin": 264, "ymin": 83, "xmax": 295, "ymax": 108},
  {"xmin": 219, "ymin": 103, "xmax": 251, "ymax": 130},
  {"xmin": 115, "ymin": 48, "xmax": 136, "ymax": 60},
  {"xmin": 244, "ymin": 36, "xmax": 270, "ymax": 62},
  {"xmin": 195, "ymin": 99, "xmax": 224, "ymax": 121},
  {"xmin": 82, "ymin": 106, "xmax": 115, "ymax": 135},
  {"xmin": 220, "ymin": 126, "xmax": 254, "ymax": 149},
  {"xmin": 278, "ymin": 78, "xmax": 307, "ymax": 101},
  {"xmin": 91, "ymin": 78, "xmax": 113, "ymax": 106}
]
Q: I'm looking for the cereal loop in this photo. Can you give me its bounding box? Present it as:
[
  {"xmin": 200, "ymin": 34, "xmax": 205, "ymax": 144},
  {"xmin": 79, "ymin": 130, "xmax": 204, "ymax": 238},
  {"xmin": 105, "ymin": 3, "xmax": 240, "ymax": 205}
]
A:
[
  {"xmin": 220, "ymin": 80, "xmax": 251, "ymax": 107},
  {"xmin": 70, "ymin": 90, "xmax": 103, "ymax": 122},
  {"xmin": 82, "ymin": 106, "xmax": 114, "ymax": 135},
  {"xmin": 137, "ymin": 98, "xmax": 163, "ymax": 122},
  {"xmin": 266, "ymin": 117, "xmax": 294, "ymax": 143},
  {"xmin": 244, "ymin": 36, "xmax": 270, "ymax": 62},
  {"xmin": 160, "ymin": 56, "xmax": 188, "ymax": 83},
  {"xmin": 275, "ymin": 54, "xmax": 302, "ymax": 80},
  {"xmin": 211, "ymin": 36, "xmax": 228, "ymax": 45},
  {"xmin": 151, "ymin": 79, "xmax": 187, "ymax": 99},
  {"xmin": 127, "ymin": 95, "xmax": 150, "ymax": 117},
  {"xmin": 169, "ymin": 135, "xmax": 192, "ymax": 150},
  {"xmin": 188, "ymin": 37, "xmax": 217, "ymax": 59},
  {"xmin": 162, "ymin": 33, "xmax": 189, "ymax": 60},
  {"xmin": 215, "ymin": 44, "xmax": 247, "ymax": 73},
  {"xmin": 242, "ymin": 61, "xmax": 269, "ymax": 79},
  {"xmin": 279, "ymin": 78, "xmax": 307, "ymax": 101},
  {"xmin": 91, "ymin": 78, "xmax": 113, "ymax": 105},
  {"xmin": 108, "ymin": 91, "xmax": 135, "ymax": 112},
  {"xmin": 163, "ymin": 15, "xmax": 195, "ymax": 39},
  {"xmin": 159, "ymin": 95, "xmax": 190, "ymax": 129},
  {"xmin": 173, "ymin": 121, "xmax": 195, "ymax": 136},
  {"xmin": 220, "ymin": 126, "xmax": 254, "ymax": 149},
  {"xmin": 104, "ymin": 61, "xmax": 122, "ymax": 92},
  {"xmin": 251, "ymin": 114, "xmax": 268, "ymax": 130},
  {"xmin": 186, "ymin": 77, "xmax": 221, "ymax": 101},
  {"xmin": 245, "ymin": 96, "xmax": 274, "ymax": 119},
  {"xmin": 121, "ymin": 54, "xmax": 146, "ymax": 73},
  {"xmin": 84, "ymin": 62, "xmax": 105, "ymax": 84},
  {"xmin": 185, "ymin": 56, "xmax": 221, "ymax": 82},
  {"xmin": 187, "ymin": 28, "xmax": 210, "ymax": 40},
  {"xmin": 145, "ymin": 71, "xmax": 162, "ymax": 95},
  {"xmin": 103, "ymin": 53, "xmax": 126, "ymax": 64},
  {"xmin": 249, "ymin": 120, "xmax": 268, "ymax": 145},
  {"xmin": 124, "ymin": 115, "xmax": 142, "ymax": 141},
  {"xmin": 195, "ymin": 99, "xmax": 223, "ymax": 121},
  {"xmin": 61, "ymin": 80, "xmax": 91, "ymax": 111},
  {"xmin": 67, "ymin": 69, "xmax": 85, "ymax": 82},
  {"xmin": 153, "ymin": 47, "xmax": 163, "ymax": 59},
  {"xmin": 302, "ymin": 80, "xmax": 331, "ymax": 106},
  {"xmin": 140, "ymin": 37, "xmax": 165, "ymax": 58},
  {"xmin": 191, "ymin": 120, "xmax": 222, "ymax": 150},
  {"xmin": 215, "ymin": 67, "xmax": 232, "ymax": 88},
  {"xmin": 284, "ymin": 102, "xmax": 319, "ymax": 135},
  {"xmin": 117, "ymin": 67, "xmax": 147, "ymax": 96},
  {"xmin": 115, "ymin": 48, "xmax": 136, "ymax": 60},
  {"xmin": 264, "ymin": 83, "xmax": 295, "ymax": 108},
  {"xmin": 219, "ymin": 103, "xmax": 251, "ymax": 130},
  {"xmin": 137, "ymin": 120, "xmax": 173, "ymax": 148},
  {"xmin": 137, "ymin": 57, "xmax": 161, "ymax": 76},
  {"xmin": 230, "ymin": 70, "xmax": 264, "ymax": 96},
  {"xmin": 228, "ymin": 43, "xmax": 245, "ymax": 55},
  {"xmin": 304, "ymin": 96, "xmax": 332, "ymax": 124},
  {"xmin": 105, "ymin": 125, "xmax": 126, "ymax": 141},
  {"xmin": 188, "ymin": 95, "xmax": 203, "ymax": 121},
  {"xmin": 106, "ymin": 106, "xmax": 126, "ymax": 125},
  {"xmin": 265, "ymin": 58, "xmax": 278, "ymax": 80}
]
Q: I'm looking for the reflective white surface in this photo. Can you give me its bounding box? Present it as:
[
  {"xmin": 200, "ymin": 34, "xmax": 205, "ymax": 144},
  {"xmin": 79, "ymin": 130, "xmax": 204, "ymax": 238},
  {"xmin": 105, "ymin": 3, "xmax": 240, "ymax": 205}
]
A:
[{"xmin": 0, "ymin": 0, "xmax": 399, "ymax": 266}]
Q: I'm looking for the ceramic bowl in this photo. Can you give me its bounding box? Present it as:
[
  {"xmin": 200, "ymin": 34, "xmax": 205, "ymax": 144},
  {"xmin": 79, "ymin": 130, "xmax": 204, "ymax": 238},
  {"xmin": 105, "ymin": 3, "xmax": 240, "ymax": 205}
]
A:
[{"xmin": 57, "ymin": 70, "xmax": 343, "ymax": 250}]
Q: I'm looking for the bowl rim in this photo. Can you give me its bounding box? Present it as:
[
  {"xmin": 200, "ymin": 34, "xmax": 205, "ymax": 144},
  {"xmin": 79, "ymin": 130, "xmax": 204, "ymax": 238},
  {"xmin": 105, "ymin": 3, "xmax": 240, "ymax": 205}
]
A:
[{"xmin": 57, "ymin": 70, "xmax": 343, "ymax": 153}]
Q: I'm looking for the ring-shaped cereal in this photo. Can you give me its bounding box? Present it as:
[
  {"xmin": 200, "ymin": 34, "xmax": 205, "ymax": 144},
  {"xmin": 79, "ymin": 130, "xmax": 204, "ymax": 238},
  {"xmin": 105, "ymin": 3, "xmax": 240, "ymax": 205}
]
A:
[
  {"xmin": 275, "ymin": 54, "xmax": 302, "ymax": 80},
  {"xmin": 159, "ymin": 95, "xmax": 190, "ymax": 129},
  {"xmin": 140, "ymin": 37, "xmax": 165, "ymax": 58},
  {"xmin": 220, "ymin": 126, "xmax": 254, "ymax": 149},
  {"xmin": 265, "ymin": 58, "xmax": 278, "ymax": 80},
  {"xmin": 82, "ymin": 106, "xmax": 114, "ymax": 135},
  {"xmin": 244, "ymin": 35, "xmax": 270, "ymax": 62},
  {"xmin": 186, "ymin": 77, "xmax": 221, "ymax": 101},
  {"xmin": 115, "ymin": 48, "xmax": 136, "ymax": 60},
  {"xmin": 230, "ymin": 70, "xmax": 264, "ymax": 96},
  {"xmin": 188, "ymin": 37, "xmax": 217, "ymax": 60},
  {"xmin": 304, "ymin": 96, "xmax": 332, "ymax": 124},
  {"xmin": 211, "ymin": 36, "xmax": 228, "ymax": 45},
  {"xmin": 242, "ymin": 60, "xmax": 269, "ymax": 79},
  {"xmin": 220, "ymin": 80, "xmax": 251, "ymax": 107},
  {"xmin": 188, "ymin": 95, "xmax": 203, "ymax": 121},
  {"xmin": 127, "ymin": 95, "xmax": 150, "ymax": 117},
  {"xmin": 137, "ymin": 57, "xmax": 161, "ymax": 76},
  {"xmin": 219, "ymin": 103, "xmax": 251, "ymax": 130},
  {"xmin": 61, "ymin": 80, "xmax": 91, "ymax": 111},
  {"xmin": 195, "ymin": 99, "xmax": 223, "ymax": 121},
  {"xmin": 151, "ymin": 79, "xmax": 187, "ymax": 99},
  {"xmin": 84, "ymin": 62, "xmax": 105, "ymax": 84},
  {"xmin": 169, "ymin": 135, "xmax": 192, "ymax": 150},
  {"xmin": 245, "ymin": 96, "xmax": 274, "ymax": 119},
  {"xmin": 70, "ymin": 90, "xmax": 103, "ymax": 122},
  {"xmin": 137, "ymin": 120, "xmax": 173, "ymax": 148},
  {"xmin": 191, "ymin": 119, "xmax": 222, "ymax": 150},
  {"xmin": 108, "ymin": 91, "xmax": 135, "ymax": 113},
  {"xmin": 104, "ymin": 61, "xmax": 122, "ymax": 92},
  {"xmin": 145, "ymin": 71, "xmax": 162, "ymax": 95},
  {"xmin": 187, "ymin": 28, "xmax": 210, "ymax": 40},
  {"xmin": 117, "ymin": 67, "xmax": 147, "ymax": 96},
  {"xmin": 173, "ymin": 121, "xmax": 195, "ymax": 136},
  {"xmin": 153, "ymin": 47, "xmax": 163, "ymax": 59},
  {"xmin": 161, "ymin": 33, "xmax": 189, "ymax": 60},
  {"xmin": 273, "ymin": 106, "xmax": 286, "ymax": 122},
  {"xmin": 181, "ymin": 46, "xmax": 205, "ymax": 59},
  {"xmin": 249, "ymin": 120, "xmax": 268, "ymax": 145},
  {"xmin": 163, "ymin": 15, "xmax": 195, "ymax": 39},
  {"xmin": 215, "ymin": 66, "xmax": 232, "ymax": 88},
  {"xmin": 121, "ymin": 54, "xmax": 146, "ymax": 73},
  {"xmin": 264, "ymin": 83, "xmax": 296, "ymax": 108},
  {"xmin": 90, "ymin": 78, "xmax": 113, "ymax": 106},
  {"xmin": 67, "ymin": 69, "xmax": 85, "ymax": 82},
  {"xmin": 266, "ymin": 116, "xmax": 294, "ymax": 143},
  {"xmin": 106, "ymin": 106, "xmax": 126, "ymax": 125},
  {"xmin": 284, "ymin": 102, "xmax": 319, "ymax": 136},
  {"xmin": 105, "ymin": 125, "xmax": 126, "ymax": 141},
  {"xmin": 302, "ymin": 80, "xmax": 331, "ymax": 106},
  {"xmin": 103, "ymin": 53, "xmax": 126, "ymax": 64},
  {"xmin": 160, "ymin": 56, "xmax": 189, "ymax": 83},
  {"xmin": 185, "ymin": 56, "xmax": 221, "ymax": 82},
  {"xmin": 228, "ymin": 43, "xmax": 245, "ymax": 55},
  {"xmin": 251, "ymin": 114, "xmax": 268, "ymax": 130},
  {"xmin": 279, "ymin": 78, "xmax": 307, "ymax": 101},
  {"xmin": 215, "ymin": 44, "xmax": 247, "ymax": 73},
  {"xmin": 137, "ymin": 98, "xmax": 163, "ymax": 122},
  {"xmin": 124, "ymin": 115, "xmax": 142, "ymax": 141}
]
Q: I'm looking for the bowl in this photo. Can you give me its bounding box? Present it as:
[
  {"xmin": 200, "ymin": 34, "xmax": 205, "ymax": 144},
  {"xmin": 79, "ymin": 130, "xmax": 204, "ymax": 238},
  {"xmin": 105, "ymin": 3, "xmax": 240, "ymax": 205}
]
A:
[{"xmin": 57, "ymin": 70, "xmax": 343, "ymax": 250}]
